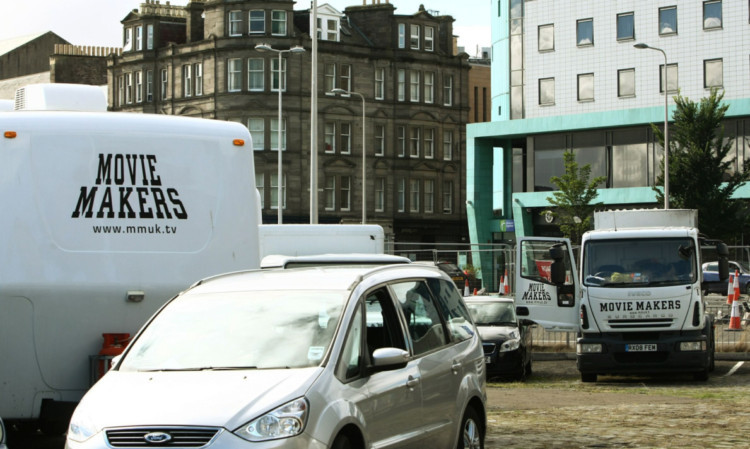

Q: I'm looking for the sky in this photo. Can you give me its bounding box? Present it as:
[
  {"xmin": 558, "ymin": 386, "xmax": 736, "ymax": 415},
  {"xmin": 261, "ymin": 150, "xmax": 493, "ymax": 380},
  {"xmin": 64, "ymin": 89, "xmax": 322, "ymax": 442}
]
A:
[{"xmin": 0, "ymin": 0, "xmax": 491, "ymax": 57}]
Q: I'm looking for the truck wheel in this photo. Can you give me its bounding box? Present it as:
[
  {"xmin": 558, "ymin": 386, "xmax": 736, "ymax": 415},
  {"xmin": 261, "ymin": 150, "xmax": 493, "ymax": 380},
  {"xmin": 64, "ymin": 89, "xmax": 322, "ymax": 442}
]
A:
[{"xmin": 581, "ymin": 373, "xmax": 597, "ymax": 383}]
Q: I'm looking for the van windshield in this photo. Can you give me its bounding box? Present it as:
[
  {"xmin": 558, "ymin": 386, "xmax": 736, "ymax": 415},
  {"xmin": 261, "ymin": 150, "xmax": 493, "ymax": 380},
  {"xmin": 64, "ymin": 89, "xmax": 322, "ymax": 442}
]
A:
[
  {"xmin": 583, "ymin": 237, "xmax": 696, "ymax": 288},
  {"xmin": 119, "ymin": 291, "xmax": 346, "ymax": 372}
]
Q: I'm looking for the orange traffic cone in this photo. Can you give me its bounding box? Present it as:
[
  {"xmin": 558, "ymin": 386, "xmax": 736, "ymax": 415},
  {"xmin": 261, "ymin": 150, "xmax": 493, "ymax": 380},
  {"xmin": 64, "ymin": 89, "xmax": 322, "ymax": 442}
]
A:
[
  {"xmin": 729, "ymin": 273, "xmax": 743, "ymax": 331},
  {"xmin": 473, "ymin": 287, "xmax": 478, "ymax": 295},
  {"xmin": 503, "ymin": 269, "xmax": 510, "ymax": 295},
  {"xmin": 727, "ymin": 272, "xmax": 735, "ymax": 305},
  {"xmin": 463, "ymin": 279, "xmax": 470, "ymax": 296}
]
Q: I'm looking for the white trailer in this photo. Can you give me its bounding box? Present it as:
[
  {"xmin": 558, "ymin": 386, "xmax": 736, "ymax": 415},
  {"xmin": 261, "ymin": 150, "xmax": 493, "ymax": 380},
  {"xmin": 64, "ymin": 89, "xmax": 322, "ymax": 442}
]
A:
[
  {"xmin": 515, "ymin": 209, "xmax": 728, "ymax": 382},
  {"xmin": 0, "ymin": 86, "xmax": 261, "ymax": 432}
]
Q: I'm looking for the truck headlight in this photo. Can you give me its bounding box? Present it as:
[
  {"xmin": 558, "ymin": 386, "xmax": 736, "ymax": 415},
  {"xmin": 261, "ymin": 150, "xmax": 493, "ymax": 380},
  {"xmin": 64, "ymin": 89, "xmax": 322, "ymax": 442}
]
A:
[
  {"xmin": 577, "ymin": 343, "xmax": 602, "ymax": 354},
  {"xmin": 67, "ymin": 410, "xmax": 100, "ymax": 443},
  {"xmin": 680, "ymin": 341, "xmax": 706, "ymax": 352},
  {"xmin": 235, "ymin": 398, "xmax": 308, "ymax": 442}
]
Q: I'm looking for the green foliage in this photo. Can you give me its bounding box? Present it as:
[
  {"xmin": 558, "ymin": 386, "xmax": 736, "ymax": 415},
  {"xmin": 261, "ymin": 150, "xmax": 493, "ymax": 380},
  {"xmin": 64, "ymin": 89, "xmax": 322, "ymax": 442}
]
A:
[
  {"xmin": 653, "ymin": 89, "xmax": 750, "ymax": 241},
  {"xmin": 546, "ymin": 151, "xmax": 606, "ymax": 245}
]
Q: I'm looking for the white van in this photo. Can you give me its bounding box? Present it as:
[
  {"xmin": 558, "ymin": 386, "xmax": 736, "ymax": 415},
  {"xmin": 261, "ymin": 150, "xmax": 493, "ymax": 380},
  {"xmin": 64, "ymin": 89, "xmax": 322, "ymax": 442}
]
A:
[{"xmin": 0, "ymin": 88, "xmax": 260, "ymax": 432}]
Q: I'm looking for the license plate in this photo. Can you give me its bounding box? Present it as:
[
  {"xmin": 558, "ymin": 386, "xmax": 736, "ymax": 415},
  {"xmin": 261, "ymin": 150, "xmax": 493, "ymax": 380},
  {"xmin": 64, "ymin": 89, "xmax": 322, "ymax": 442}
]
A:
[
  {"xmin": 626, "ymin": 344, "xmax": 657, "ymax": 352},
  {"xmin": 485, "ymin": 356, "xmax": 491, "ymax": 364}
]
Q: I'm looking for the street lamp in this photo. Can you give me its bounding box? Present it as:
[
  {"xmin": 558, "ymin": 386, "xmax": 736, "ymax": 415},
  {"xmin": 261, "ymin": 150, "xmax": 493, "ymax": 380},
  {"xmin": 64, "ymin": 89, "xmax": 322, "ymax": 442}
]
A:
[
  {"xmin": 255, "ymin": 43, "xmax": 306, "ymax": 223},
  {"xmin": 634, "ymin": 43, "xmax": 669, "ymax": 209},
  {"xmin": 330, "ymin": 88, "xmax": 367, "ymax": 224}
]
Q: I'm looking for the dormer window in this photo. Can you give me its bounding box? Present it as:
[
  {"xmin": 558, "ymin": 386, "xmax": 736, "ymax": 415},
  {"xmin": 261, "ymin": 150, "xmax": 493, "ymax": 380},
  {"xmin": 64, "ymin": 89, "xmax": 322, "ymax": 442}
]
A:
[
  {"xmin": 410, "ymin": 24, "xmax": 420, "ymax": 49},
  {"xmin": 317, "ymin": 17, "xmax": 340, "ymax": 41},
  {"xmin": 123, "ymin": 27, "xmax": 133, "ymax": 51},
  {"xmin": 271, "ymin": 10, "xmax": 287, "ymax": 36},
  {"xmin": 425, "ymin": 26, "xmax": 434, "ymax": 51},
  {"xmin": 135, "ymin": 26, "xmax": 143, "ymax": 51}
]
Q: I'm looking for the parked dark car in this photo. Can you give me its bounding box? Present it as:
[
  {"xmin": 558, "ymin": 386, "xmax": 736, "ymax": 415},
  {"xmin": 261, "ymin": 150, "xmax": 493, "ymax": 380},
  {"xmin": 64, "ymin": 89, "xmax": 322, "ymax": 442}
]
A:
[
  {"xmin": 415, "ymin": 261, "xmax": 469, "ymax": 291},
  {"xmin": 702, "ymin": 261, "xmax": 750, "ymax": 295},
  {"xmin": 464, "ymin": 296, "xmax": 532, "ymax": 380}
]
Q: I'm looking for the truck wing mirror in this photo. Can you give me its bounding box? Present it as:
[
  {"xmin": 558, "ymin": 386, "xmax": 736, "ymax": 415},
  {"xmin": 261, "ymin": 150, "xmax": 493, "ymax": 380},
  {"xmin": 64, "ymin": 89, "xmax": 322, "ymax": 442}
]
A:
[{"xmin": 549, "ymin": 244, "xmax": 566, "ymax": 285}]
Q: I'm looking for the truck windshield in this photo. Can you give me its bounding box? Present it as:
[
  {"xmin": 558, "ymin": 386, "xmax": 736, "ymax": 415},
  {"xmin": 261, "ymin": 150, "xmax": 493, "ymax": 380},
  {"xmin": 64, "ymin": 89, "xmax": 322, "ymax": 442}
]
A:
[{"xmin": 583, "ymin": 237, "xmax": 696, "ymax": 287}]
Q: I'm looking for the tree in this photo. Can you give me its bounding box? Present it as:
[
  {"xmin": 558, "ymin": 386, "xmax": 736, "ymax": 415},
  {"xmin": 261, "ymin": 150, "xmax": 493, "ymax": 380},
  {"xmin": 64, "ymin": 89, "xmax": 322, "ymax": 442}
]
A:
[
  {"xmin": 653, "ymin": 90, "xmax": 750, "ymax": 241},
  {"xmin": 546, "ymin": 151, "xmax": 606, "ymax": 245}
]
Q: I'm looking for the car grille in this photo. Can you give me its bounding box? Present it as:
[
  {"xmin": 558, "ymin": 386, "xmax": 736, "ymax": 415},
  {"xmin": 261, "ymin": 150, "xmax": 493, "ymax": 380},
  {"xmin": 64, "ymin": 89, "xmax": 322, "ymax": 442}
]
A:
[
  {"xmin": 106, "ymin": 427, "xmax": 221, "ymax": 447},
  {"xmin": 482, "ymin": 343, "xmax": 496, "ymax": 355}
]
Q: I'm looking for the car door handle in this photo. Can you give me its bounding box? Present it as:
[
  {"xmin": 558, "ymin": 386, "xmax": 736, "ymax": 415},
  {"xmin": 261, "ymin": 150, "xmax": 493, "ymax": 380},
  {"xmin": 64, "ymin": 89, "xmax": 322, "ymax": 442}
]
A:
[
  {"xmin": 406, "ymin": 375, "xmax": 420, "ymax": 389},
  {"xmin": 451, "ymin": 361, "xmax": 462, "ymax": 373}
]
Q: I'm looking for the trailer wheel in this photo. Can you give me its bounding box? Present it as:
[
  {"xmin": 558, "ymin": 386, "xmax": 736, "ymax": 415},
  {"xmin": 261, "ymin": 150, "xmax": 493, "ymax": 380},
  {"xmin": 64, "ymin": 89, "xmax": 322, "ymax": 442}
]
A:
[{"xmin": 581, "ymin": 373, "xmax": 597, "ymax": 383}]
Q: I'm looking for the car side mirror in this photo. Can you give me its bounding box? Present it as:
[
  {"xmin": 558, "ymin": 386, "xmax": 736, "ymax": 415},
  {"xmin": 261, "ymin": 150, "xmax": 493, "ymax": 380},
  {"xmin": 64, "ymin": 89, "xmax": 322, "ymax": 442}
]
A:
[{"xmin": 370, "ymin": 347, "xmax": 409, "ymax": 373}]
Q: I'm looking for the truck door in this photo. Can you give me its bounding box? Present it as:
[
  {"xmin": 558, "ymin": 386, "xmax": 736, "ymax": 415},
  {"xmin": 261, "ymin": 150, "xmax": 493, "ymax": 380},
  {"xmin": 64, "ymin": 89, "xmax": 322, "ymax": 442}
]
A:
[{"xmin": 515, "ymin": 237, "xmax": 580, "ymax": 332}]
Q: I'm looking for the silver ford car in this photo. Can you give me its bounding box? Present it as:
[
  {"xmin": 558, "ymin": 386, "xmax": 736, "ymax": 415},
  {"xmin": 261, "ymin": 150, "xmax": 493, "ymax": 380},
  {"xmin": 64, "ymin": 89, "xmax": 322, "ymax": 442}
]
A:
[{"xmin": 66, "ymin": 263, "xmax": 486, "ymax": 449}]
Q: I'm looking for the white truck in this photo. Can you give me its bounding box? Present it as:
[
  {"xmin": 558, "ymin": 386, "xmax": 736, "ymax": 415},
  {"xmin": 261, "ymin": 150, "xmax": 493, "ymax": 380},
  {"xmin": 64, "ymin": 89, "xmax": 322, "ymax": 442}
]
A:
[
  {"xmin": 0, "ymin": 84, "xmax": 385, "ymax": 434},
  {"xmin": 515, "ymin": 209, "xmax": 729, "ymax": 382}
]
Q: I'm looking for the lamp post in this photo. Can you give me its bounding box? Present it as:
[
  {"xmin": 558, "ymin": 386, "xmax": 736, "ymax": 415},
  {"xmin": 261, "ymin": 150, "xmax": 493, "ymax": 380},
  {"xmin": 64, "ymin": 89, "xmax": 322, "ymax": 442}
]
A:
[
  {"xmin": 330, "ymin": 88, "xmax": 367, "ymax": 224},
  {"xmin": 634, "ymin": 43, "xmax": 669, "ymax": 209},
  {"xmin": 255, "ymin": 43, "xmax": 306, "ymax": 223}
]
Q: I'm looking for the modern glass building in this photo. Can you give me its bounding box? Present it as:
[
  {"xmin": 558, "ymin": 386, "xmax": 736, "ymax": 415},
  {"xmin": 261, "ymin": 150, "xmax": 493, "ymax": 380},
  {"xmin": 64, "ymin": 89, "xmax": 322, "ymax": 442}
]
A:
[{"xmin": 467, "ymin": 0, "xmax": 750, "ymax": 289}]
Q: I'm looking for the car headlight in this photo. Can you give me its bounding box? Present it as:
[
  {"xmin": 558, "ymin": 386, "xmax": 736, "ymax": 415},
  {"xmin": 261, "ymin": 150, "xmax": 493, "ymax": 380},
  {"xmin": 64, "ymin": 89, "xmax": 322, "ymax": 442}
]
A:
[
  {"xmin": 499, "ymin": 338, "xmax": 521, "ymax": 352},
  {"xmin": 67, "ymin": 410, "xmax": 100, "ymax": 443},
  {"xmin": 234, "ymin": 398, "xmax": 308, "ymax": 442}
]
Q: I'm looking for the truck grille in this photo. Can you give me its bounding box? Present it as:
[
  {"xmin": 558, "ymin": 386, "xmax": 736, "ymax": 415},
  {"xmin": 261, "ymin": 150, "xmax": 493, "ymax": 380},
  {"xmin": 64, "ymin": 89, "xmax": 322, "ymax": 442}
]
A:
[
  {"xmin": 608, "ymin": 318, "xmax": 673, "ymax": 329},
  {"xmin": 106, "ymin": 427, "xmax": 220, "ymax": 447}
]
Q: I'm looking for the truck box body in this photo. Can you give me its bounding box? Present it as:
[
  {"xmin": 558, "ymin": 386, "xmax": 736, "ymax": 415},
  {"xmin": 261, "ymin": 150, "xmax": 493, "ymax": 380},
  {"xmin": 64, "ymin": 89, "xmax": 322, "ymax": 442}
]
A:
[
  {"xmin": 0, "ymin": 111, "xmax": 260, "ymax": 423},
  {"xmin": 594, "ymin": 209, "xmax": 698, "ymax": 230}
]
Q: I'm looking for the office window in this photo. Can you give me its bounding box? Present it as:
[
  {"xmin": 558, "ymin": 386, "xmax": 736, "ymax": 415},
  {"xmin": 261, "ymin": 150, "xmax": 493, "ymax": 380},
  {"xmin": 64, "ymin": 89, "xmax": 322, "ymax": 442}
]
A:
[
  {"xmin": 397, "ymin": 178, "xmax": 406, "ymax": 212},
  {"xmin": 255, "ymin": 173, "xmax": 264, "ymax": 208},
  {"xmin": 410, "ymin": 179, "xmax": 420, "ymax": 212},
  {"xmin": 410, "ymin": 24, "xmax": 420, "ymax": 50},
  {"xmin": 425, "ymin": 26, "xmax": 434, "ymax": 51},
  {"xmin": 424, "ymin": 71, "xmax": 434, "ymax": 104},
  {"xmin": 704, "ymin": 59, "xmax": 723, "ymax": 88},
  {"xmin": 398, "ymin": 23, "xmax": 406, "ymax": 48},
  {"xmin": 229, "ymin": 10, "xmax": 242, "ymax": 36},
  {"xmin": 340, "ymin": 123, "xmax": 351, "ymax": 154},
  {"xmin": 443, "ymin": 75, "xmax": 453, "ymax": 106},
  {"xmin": 271, "ymin": 58, "xmax": 287, "ymax": 92},
  {"xmin": 340, "ymin": 64, "xmax": 352, "ymax": 93},
  {"xmin": 618, "ymin": 69, "xmax": 635, "ymax": 98},
  {"xmin": 228, "ymin": 58, "xmax": 242, "ymax": 92},
  {"xmin": 249, "ymin": 10, "xmax": 265, "ymax": 34},
  {"xmin": 375, "ymin": 125, "xmax": 385, "ymax": 156},
  {"xmin": 659, "ymin": 6, "xmax": 677, "ymax": 35},
  {"xmin": 194, "ymin": 63, "xmax": 203, "ymax": 96},
  {"xmin": 375, "ymin": 68, "xmax": 385, "ymax": 100},
  {"xmin": 340, "ymin": 176, "xmax": 351, "ymax": 211},
  {"xmin": 270, "ymin": 118, "xmax": 286, "ymax": 151},
  {"xmin": 704, "ymin": 1, "xmax": 722, "ymax": 29},
  {"xmin": 125, "ymin": 73, "xmax": 133, "ymax": 104},
  {"xmin": 410, "ymin": 127, "xmax": 420, "ymax": 158},
  {"xmin": 272, "ymin": 10, "xmax": 287, "ymax": 36},
  {"xmin": 539, "ymin": 77, "xmax": 555, "ymax": 105},
  {"xmin": 146, "ymin": 24, "xmax": 154, "ymax": 50},
  {"xmin": 424, "ymin": 128, "xmax": 434, "ymax": 159},
  {"xmin": 425, "ymin": 179, "xmax": 434, "ymax": 213},
  {"xmin": 443, "ymin": 130, "xmax": 453, "ymax": 161},
  {"xmin": 325, "ymin": 176, "xmax": 336, "ymax": 210},
  {"xmin": 397, "ymin": 69, "xmax": 406, "ymax": 101},
  {"xmin": 617, "ymin": 12, "xmax": 634, "ymax": 40},
  {"xmin": 538, "ymin": 24, "xmax": 554, "ymax": 51},
  {"xmin": 397, "ymin": 126, "xmax": 406, "ymax": 157},
  {"xmin": 325, "ymin": 64, "xmax": 336, "ymax": 94},
  {"xmin": 135, "ymin": 71, "xmax": 143, "ymax": 103},
  {"xmin": 247, "ymin": 118, "xmax": 264, "ymax": 150},
  {"xmin": 135, "ymin": 26, "xmax": 143, "ymax": 51},
  {"xmin": 270, "ymin": 174, "xmax": 286, "ymax": 210},
  {"xmin": 248, "ymin": 58, "xmax": 264, "ymax": 91},
  {"xmin": 410, "ymin": 71, "xmax": 420, "ymax": 102},
  {"xmin": 442, "ymin": 181, "xmax": 453, "ymax": 214},
  {"xmin": 160, "ymin": 69, "xmax": 168, "ymax": 100},
  {"xmin": 577, "ymin": 73, "xmax": 594, "ymax": 101},
  {"xmin": 146, "ymin": 70, "xmax": 153, "ymax": 102},
  {"xmin": 577, "ymin": 18, "xmax": 594, "ymax": 46},
  {"xmin": 375, "ymin": 178, "xmax": 385, "ymax": 212},
  {"xmin": 324, "ymin": 122, "xmax": 335, "ymax": 153},
  {"xmin": 659, "ymin": 63, "xmax": 678, "ymax": 93}
]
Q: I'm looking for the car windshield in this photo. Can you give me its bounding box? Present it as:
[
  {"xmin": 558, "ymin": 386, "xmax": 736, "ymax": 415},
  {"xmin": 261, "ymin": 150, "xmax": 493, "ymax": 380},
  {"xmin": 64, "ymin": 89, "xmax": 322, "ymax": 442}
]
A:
[
  {"xmin": 583, "ymin": 237, "xmax": 696, "ymax": 287},
  {"xmin": 467, "ymin": 302, "xmax": 517, "ymax": 326},
  {"xmin": 119, "ymin": 290, "xmax": 347, "ymax": 372}
]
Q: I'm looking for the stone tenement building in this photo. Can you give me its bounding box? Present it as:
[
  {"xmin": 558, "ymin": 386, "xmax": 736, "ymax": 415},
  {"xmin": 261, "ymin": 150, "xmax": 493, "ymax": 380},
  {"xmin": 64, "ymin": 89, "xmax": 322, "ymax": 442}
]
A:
[{"xmin": 108, "ymin": 0, "xmax": 470, "ymax": 246}]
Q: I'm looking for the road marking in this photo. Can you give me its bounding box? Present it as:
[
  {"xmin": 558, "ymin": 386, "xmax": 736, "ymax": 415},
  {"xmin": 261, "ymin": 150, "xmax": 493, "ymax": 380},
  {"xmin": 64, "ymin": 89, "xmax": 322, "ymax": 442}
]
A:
[{"xmin": 724, "ymin": 361, "xmax": 744, "ymax": 377}]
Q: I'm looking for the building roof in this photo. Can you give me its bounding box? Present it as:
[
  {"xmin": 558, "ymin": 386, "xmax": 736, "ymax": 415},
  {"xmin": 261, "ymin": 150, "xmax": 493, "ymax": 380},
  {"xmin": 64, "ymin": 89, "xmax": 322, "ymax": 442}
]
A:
[{"xmin": 0, "ymin": 31, "xmax": 67, "ymax": 57}]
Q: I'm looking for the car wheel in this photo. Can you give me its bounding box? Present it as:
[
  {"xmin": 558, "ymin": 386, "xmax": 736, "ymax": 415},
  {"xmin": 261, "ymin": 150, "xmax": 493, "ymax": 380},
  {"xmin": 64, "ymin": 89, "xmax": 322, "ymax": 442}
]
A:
[
  {"xmin": 745, "ymin": 283, "xmax": 750, "ymax": 295},
  {"xmin": 331, "ymin": 433, "xmax": 353, "ymax": 449},
  {"xmin": 457, "ymin": 407, "xmax": 484, "ymax": 449},
  {"xmin": 581, "ymin": 373, "xmax": 597, "ymax": 383}
]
